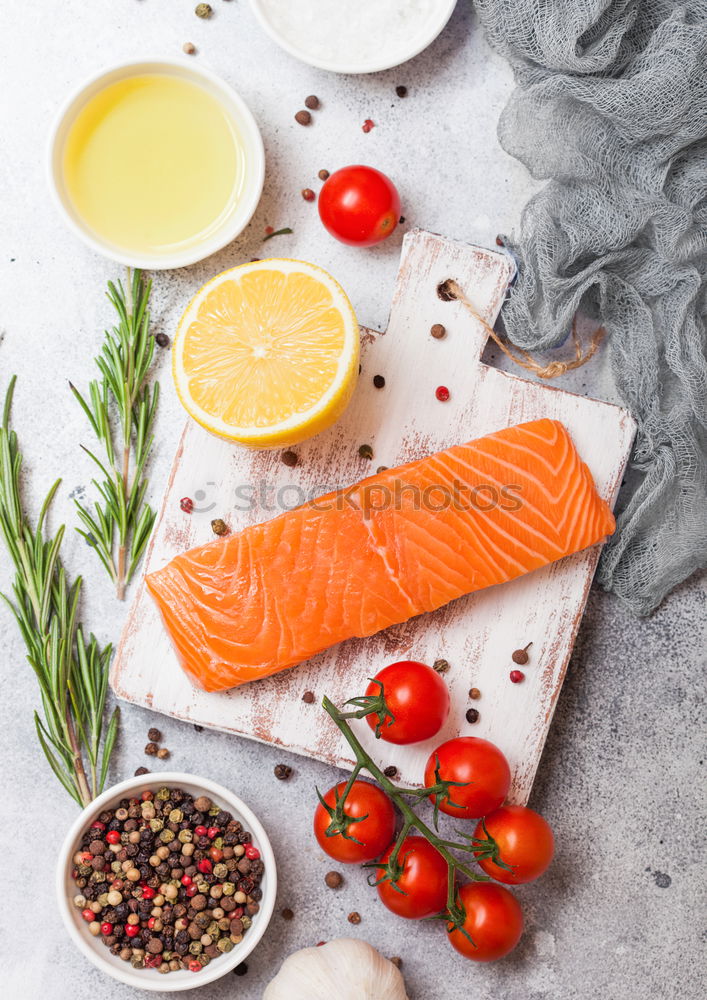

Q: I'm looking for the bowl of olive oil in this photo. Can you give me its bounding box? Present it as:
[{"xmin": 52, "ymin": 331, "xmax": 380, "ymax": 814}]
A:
[{"xmin": 48, "ymin": 59, "xmax": 265, "ymax": 269}]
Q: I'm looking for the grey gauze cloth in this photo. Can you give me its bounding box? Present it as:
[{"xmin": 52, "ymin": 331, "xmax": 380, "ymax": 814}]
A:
[{"xmin": 474, "ymin": 0, "xmax": 707, "ymax": 614}]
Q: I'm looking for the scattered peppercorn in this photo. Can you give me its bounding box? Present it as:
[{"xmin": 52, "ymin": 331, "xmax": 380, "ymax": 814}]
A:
[
  {"xmin": 301, "ymin": 188, "xmax": 316, "ymax": 202},
  {"xmin": 265, "ymin": 226, "xmax": 274, "ymax": 235},
  {"xmin": 362, "ymin": 119, "xmax": 375, "ymax": 133},
  {"xmin": 433, "ymin": 658, "xmax": 450, "ymax": 674},
  {"xmin": 274, "ymin": 764, "xmax": 292, "ymax": 782},
  {"xmin": 155, "ymin": 332, "xmax": 170, "ymax": 348},
  {"xmin": 430, "ymin": 323, "xmax": 446, "ymax": 339},
  {"xmin": 211, "ymin": 518, "xmax": 229, "ymax": 536},
  {"xmin": 376, "ymin": 466, "xmax": 389, "ymax": 474},
  {"xmin": 194, "ymin": 724, "xmax": 204, "ymax": 732},
  {"xmin": 302, "ymin": 691, "xmax": 315, "ymax": 704},
  {"xmin": 180, "ymin": 497, "xmax": 194, "ymax": 514},
  {"xmin": 183, "ymin": 42, "xmax": 196, "ymax": 55},
  {"xmin": 234, "ymin": 962, "xmax": 248, "ymax": 976},
  {"xmin": 383, "ymin": 765, "xmax": 398, "ymax": 779},
  {"xmin": 304, "ymin": 95, "xmax": 320, "ymax": 110},
  {"xmin": 465, "ymin": 708, "xmax": 480, "ymax": 724},
  {"xmin": 195, "ymin": 3, "xmax": 212, "ymax": 17},
  {"xmin": 495, "ymin": 235, "xmax": 505, "ymax": 247},
  {"xmin": 294, "ymin": 110, "xmax": 312, "ymax": 126},
  {"xmin": 281, "ymin": 450, "xmax": 298, "ymax": 468},
  {"xmin": 512, "ymin": 642, "xmax": 533, "ymax": 665},
  {"xmin": 348, "ymin": 911, "xmax": 361, "ymax": 925},
  {"xmin": 390, "ymin": 956, "xmax": 403, "ymax": 968},
  {"xmin": 358, "ymin": 443, "xmax": 373, "ymax": 460},
  {"xmin": 318, "ymin": 169, "xmax": 330, "ymax": 181},
  {"xmin": 324, "ymin": 871, "xmax": 343, "ymax": 889},
  {"xmin": 147, "ymin": 727, "xmax": 162, "ymax": 742},
  {"xmin": 436, "ymin": 385, "xmax": 450, "ymax": 402},
  {"xmin": 510, "ymin": 670, "xmax": 525, "ymax": 683},
  {"xmin": 134, "ymin": 766, "xmax": 149, "ymax": 776},
  {"xmin": 281, "ymin": 907, "xmax": 294, "ymax": 920},
  {"xmin": 70, "ymin": 785, "xmax": 264, "ymax": 974},
  {"xmin": 145, "ymin": 742, "xmax": 158, "ymax": 756},
  {"xmin": 469, "ymin": 687, "xmax": 481, "ymax": 700},
  {"xmin": 395, "ymin": 85, "xmax": 408, "ymax": 98},
  {"xmin": 157, "ymin": 748, "xmax": 170, "ymax": 760},
  {"xmin": 373, "ymin": 374, "xmax": 385, "ymax": 389},
  {"xmin": 399, "ymin": 216, "xmax": 406, "ymax": 224}
]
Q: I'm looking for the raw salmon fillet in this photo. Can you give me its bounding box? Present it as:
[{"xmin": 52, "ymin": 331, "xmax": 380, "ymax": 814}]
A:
[{"xmin": 147, "ymin": 419, "xmax": 614, "ymax": 692}]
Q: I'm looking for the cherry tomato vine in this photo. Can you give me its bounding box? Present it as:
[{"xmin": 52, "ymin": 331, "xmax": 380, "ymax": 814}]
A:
[{"xmin": 320, "ymin": 692, "xmax": 499, "ymax": 941}]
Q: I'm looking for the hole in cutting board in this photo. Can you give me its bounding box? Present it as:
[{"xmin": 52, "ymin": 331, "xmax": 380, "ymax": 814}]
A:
[{"xmin": 436, "ymin": 279, "xmax": 457, "ymax": 302}]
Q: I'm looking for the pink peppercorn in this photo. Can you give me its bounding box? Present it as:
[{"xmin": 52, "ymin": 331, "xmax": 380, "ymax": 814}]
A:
[
  {"xmin": 180, "ymin": 496, "xmax": 194, "ymax": 513},
  {"xmin": 435, "ymin": 385, "xmax": 450, "ymax": 402},
  {"xmin": 245, "ymin": 845, "xmax": 261, "ymax": 861},
  {"xmin": 510, "ymin": 670, "xmax": 525, "ymax": 683},
  {"xmin": 362, "ymin": 119, "xmax": 375, "ymax": 133}
]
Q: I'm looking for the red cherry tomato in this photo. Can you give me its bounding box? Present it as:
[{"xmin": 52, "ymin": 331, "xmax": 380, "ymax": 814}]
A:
[
  {"xmin": 318, "ymin": 165, "xmax": 401, "ymax": 247},
  {"xmin": 424, "ymin": 737, "xmax": 510, "ymax": 819},
  {"xmin": 448, "ymin": 882, "xmax": 523, "ymax": 961},
  {"xmin": 474, "ymin": 805, "xmax": 554, "ymax": 884},
  {"xmin": 314, "ymin": 780, "xmax": 396, "ymax": 864},
  {"xmin": 365, "ymin": 660, "xmax": 450, "ymax": 745},
  {"xmin": 376, "ymin": 836, "xmax": 447, "ymax": 919}
]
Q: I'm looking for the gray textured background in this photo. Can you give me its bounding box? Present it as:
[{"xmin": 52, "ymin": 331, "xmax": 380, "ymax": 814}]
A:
[{"xmin": 1, "ymin": 2, "xmax": 704, "ymax": 998}]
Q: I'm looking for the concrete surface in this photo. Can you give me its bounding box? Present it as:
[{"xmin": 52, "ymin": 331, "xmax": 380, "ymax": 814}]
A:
[{"xmin": 1, "ymin": 2, "xmax": 704, "ymax": 999}]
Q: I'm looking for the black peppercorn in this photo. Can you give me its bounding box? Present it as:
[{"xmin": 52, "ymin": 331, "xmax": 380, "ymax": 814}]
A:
[
  {"xmin": 512, "ymin": 642, "xmax": 533, "ymax": 664},
  {"xmin": 373, "ymin": 374, "xmax": 385, "ymax": 389},
  {"xmin": 465, "ymin": 708, "xmax": 480, "ymax": 724},
  {"xmin": 274, "ymin": 764, "xmax": 292, "ymax": 780}
]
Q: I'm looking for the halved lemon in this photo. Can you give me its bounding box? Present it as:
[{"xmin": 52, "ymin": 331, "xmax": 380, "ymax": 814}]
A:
[{"xmin": 173, "ymin": 258, "xmax": 360, "ymax": 447}]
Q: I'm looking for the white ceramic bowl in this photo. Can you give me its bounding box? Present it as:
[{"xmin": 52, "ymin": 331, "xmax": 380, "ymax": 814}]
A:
[
  {"xmin": 248, "ymin": 0, "xmax": 458, "ymax": 74},
  {"xmin": 47, "ymin": 59, "xmax": 265, "ymax": 270},
  {"xmin": 56, "ymin": 772, "xmax": 276, "ymax": 992}
]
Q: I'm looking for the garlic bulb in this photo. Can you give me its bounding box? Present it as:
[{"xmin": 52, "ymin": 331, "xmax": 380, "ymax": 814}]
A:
[{"xmin": 263, "ymin": 937, "xmax": 409, "ymax": 1000}]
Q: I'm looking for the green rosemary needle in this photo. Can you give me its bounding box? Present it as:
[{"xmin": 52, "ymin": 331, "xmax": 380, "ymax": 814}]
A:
[
  {"xmin": 71, "ymin": 268, "xmax": 159, "ymax": 599},
  {"xmin": 0, "ymin": 377, "xmax": 118, "ymax": 807}
]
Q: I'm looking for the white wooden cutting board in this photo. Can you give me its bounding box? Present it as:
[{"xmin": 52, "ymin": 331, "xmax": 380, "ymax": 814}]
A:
[{"xmin": 112, "ymin": 230, "xmax": 636, "ymax": 804}]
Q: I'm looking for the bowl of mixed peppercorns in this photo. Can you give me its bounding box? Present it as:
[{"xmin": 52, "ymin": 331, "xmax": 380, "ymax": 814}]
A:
[{"xmin": 56, "ymin": 772, "xmax": 276, "ymax": 990}]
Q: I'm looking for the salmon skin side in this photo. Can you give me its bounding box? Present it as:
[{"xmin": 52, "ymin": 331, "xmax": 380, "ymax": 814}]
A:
[{"xmin": 146, "ymin": 419, "xmax": 615, "ymax": 693}]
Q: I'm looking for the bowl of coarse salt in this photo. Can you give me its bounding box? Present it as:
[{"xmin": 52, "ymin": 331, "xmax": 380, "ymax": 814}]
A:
[{"xmin": 249, "ymin": 0, "xmax": 458, "ymax": 74}]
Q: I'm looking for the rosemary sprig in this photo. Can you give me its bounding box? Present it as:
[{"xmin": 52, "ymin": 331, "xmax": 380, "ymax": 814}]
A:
[
  {"xmin": 0, "ymin": 377, "xmax": 118, "ymax": 806},
  {"xmin": 321, "ymin": 693, "xmax": 494, "ymax": 941},
  {"xmin": 71, "ymin": 269, "xmax": 159, "ymax": 599}
]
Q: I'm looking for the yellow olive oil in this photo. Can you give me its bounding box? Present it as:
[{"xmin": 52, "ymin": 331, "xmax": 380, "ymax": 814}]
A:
[{"xmin": 62, "ymin": 73, "xmax": 244, "ymax": 256}]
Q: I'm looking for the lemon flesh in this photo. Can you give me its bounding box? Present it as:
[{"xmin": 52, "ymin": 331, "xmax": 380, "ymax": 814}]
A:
[{"xmin": 173, "ymin": 258, "xmax": 360, "ymax": 447}]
